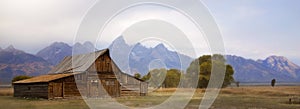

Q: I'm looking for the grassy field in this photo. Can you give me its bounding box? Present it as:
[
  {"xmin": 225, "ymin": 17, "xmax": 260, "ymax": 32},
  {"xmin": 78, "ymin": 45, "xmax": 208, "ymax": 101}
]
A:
[
  {"xmin": 0, "ymin": 86, "xmax": 299, "ymax": 109},
  {"xmin": 0, "ymin": 87, "xmax": 13, "ymax": 96}
]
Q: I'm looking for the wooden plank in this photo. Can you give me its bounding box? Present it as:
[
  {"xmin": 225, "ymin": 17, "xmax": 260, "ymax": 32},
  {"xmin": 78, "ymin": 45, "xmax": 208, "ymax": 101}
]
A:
[
  {"xmin": 53, "ymin": 83, "xmax": 63, "ymax": 97},
  {"xmin": 100, "ymin": 79, "xmax": 120, "ymax": 97},
  {"xmin": 13, "ymin": 83, "xmax": 49, "ymax": 99}
]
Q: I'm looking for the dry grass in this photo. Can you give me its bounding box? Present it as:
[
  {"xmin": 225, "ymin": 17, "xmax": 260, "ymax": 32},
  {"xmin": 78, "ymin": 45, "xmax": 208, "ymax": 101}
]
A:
[
  {"xmin": 0, "ymin": 96, "xmax": 89, "ymax": 109},
  {"xmin": 0, "ymin": 87, "xmax": 13, "ymax": 96},
  {"xmin": 209, "ymin": 86, "xmax": 300, "ymax": 109},
  {"xmin": 220, "ymin": 86, "xmax": 300, "ymax": 97},
  {"xmin": 0, "ymin": 86, "xmax": 299, "ymax": 109}
]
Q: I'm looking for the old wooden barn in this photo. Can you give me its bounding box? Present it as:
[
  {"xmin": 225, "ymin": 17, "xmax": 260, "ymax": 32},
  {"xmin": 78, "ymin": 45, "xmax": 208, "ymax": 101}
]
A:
[{"xmin": 13, "ymin": 49, "xmax": 148, "ymax": 99}]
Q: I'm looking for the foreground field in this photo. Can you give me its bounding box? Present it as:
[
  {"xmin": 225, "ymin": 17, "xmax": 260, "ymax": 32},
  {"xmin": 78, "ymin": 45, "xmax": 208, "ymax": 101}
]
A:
[{"xmin": 0, "ymin": 86, "xmax": 299, "ymax": 109}]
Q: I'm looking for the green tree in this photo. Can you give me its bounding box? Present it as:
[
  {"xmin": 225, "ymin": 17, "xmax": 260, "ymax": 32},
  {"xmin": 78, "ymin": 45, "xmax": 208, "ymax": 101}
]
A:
[
  {"xmin": 163, "ymin": 69, "xmax": 181, "ymax": 88},
  {"xmin": 142, "ymin": 69, "xmax": 167, "ymax": 88},
  {"xmin": 186, "ymin": 54, "xmax": 234, "ymax": 88},
  {"xmin": 141, "ymin": 69, "xmax": 182, "ymax": 88},
  {"xmin": 12, "ymin": 75, "xmax": 32, "ymax": 83},
  {"xmin": 134, "ymin": 73, "xmax": 141, "ymax": 79}
]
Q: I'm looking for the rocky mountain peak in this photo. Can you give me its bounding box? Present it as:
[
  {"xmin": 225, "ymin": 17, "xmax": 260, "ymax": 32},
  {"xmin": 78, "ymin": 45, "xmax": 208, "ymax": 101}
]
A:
[
  {"xmin": 154, "ymin": 43, "xmax": 168, "ymax": 52},
  {"xmin": 261, "ymin": 56, "xmax": 300, "ymax": 77},
  {"xmin": 0, "ymin": 46, "xmax": 52, "ymax": 83},
  {"xmin": 4, "ymin": 45, "xmax": 16, "ymax": 51},
  {"xmin": 109, "ymin": 36, "xmax": 193, "ymax": 75},
  {"xmin": 109, "ymin": 36, "xmax": 130, "ymax": 50},
  {"xmin": 264, "ymin": 55, "xmax": 299, "ymax": 69},
  {"xmin": 73, "ymin": 42, "xmax": 82, "ymax": 48},
  {"xmin": 265, "ymin": 55, "xmax": 288, "ymax": 63},
  {"xmin": 36, "ymin": 41, "xmax": 96, "ymax": 65},
  {"xmin": 132, "ymin": 43, "xmax": 147, "ymax": 50},
  {"xmin": 2, "ymin": 45, "xmax": 24, "ymax": 55},
  {"xmin": 226, "ymin": 55, "xmax": 300, "ymax": 82},
  {"xmin": 155, "ymin": 43, "xmax": 165, "ymax": 48},
  {"xmin": 36, "ymin": 42, "xmax": 72, "ymax": 65},
  {"xmin": 112, "ymin": 36, "xmax": 127, "ymax": 45},
  {"xmin": 73, "ymin": 41, "xmax": 95, "ymax": 55},
  {"xmin": 83, "ymin": 41, "xmax": 94, "ymax": 49},
  {"xmin": 50, "ymin": 42, "xmax": 70, "ymax": 48}
]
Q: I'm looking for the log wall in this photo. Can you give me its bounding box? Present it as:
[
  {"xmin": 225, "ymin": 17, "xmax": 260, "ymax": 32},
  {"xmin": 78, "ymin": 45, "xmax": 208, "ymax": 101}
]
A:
[{"xmin": 14, "ymin": 83, "xmax": 49, "ymax": 99}]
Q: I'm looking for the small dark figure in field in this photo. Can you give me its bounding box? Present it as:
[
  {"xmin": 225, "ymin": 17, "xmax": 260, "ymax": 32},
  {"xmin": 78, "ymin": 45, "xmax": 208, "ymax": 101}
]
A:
[
  {"xmin": 236, "ymin": 81, "xmax": 240, "ymax": 87},
  {"xmin": 271, "ymin": 79, "xmax": 276, "ymax": 87}
]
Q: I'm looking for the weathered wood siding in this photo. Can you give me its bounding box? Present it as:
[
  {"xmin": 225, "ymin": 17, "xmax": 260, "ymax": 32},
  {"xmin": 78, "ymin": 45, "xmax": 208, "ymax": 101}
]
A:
[
  {"xmin": 86, "ymin": 72, "xmax": 120, "ymax": 97},
  {"xmin": 86, "ymin": 52, "xmax": 121, "ymax": 97},
  {"xmin": 74, "ymin": 73, "xmax": 88, "ymax": 97},
  {"xmin": 49, "ymin": 75, "xmax": 85, "ymax": 99},
  {"xmin": 119, "ymin": 74, "xmax": 148, "ymax": 96},
  {"xmin": 88, "ymin": 52, "xmax": 113, "ymax": 73},
  {"xmin": 14, "ymin": 83, "xmax": 49, "ymax": 99}
]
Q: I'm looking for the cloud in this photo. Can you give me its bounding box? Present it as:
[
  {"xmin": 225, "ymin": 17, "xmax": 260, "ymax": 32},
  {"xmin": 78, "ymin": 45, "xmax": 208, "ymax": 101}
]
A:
[
  {"xmin": 0, "ymin": 0, "xmax": 299, "ymax": 65},
  {"xmin": 202, "ymin": 0, "xmax": 300, "ymax": 65},
  {"xmin": 0, "ymin": 0, "xmax": 96, "ymax": 53}
]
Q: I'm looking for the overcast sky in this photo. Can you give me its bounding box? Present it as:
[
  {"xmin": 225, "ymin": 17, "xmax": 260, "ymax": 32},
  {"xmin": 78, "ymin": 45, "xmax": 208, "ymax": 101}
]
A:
[
  {"xmin": 0, "ymin": 0, "xmax": 299, "ymax": 65},
  {"xmin": 204, "ymin": 0, "xmax": 300, "ymax": 65}
]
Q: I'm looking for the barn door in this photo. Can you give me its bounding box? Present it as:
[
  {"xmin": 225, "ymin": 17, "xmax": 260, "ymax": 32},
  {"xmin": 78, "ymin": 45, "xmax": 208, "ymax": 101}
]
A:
[
  {"xmin": 102, "ymin": 79, "xmax": 119, "ymax": 97},
  {"xmin": 88, "ymin": 80, "xmax": 99, "ymax": 97},
  {"xmin": 53, "ymin": 83, "xmax": 63, "ymax": 98}
]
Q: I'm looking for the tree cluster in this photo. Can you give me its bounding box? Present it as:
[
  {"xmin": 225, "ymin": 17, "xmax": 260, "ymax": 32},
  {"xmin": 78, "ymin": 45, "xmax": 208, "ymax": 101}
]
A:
[
  {"xmin": 141, "ymin": 69, "xmax": 182, "ymax": 88},
  {"xmin": 186, "ymin": 54, "xmax": 234, "ymax": 88},
  {"xmin": 140, "ymin": 54, "xmax": 235, "ymax": 88}
]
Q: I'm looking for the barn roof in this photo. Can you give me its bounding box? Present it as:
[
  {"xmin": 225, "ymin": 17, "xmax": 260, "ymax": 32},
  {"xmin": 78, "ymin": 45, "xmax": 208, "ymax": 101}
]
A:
[
  {"xmin": 13, "ymin": 49, "xmax": 108, "ymax": 84},
  {"xmin": 49, "ymin": 49, "xmax": 108, "ymax": 73},
  {"xmin": 13, "ymin": 48, "xmax": 145, "ymax": 84},
  {"xmin": 13, "ymin": 73, "xmax": 75, "ymax": 84}
]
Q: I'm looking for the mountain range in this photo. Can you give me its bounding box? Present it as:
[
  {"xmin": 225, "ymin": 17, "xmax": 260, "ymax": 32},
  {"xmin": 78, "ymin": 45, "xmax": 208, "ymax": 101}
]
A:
[
  {"xmin": 226, "ymin": 55, "xmax": 300, "ymax": 82},
  {"xmin": 0, "ymin": 46, "xmax": 52, "ymax": 84},
  {"xmin": 0, "ymin": 42, "xmax": 95, "ymax": 84},
  {"xmin": 0, "ymin": 36, "xmax": 300, "ymax": 84},
  {"xmin": 109, "ymin": 36, "xmax": 193, "ymax": 75},
  {"xmin": 36, "ymin": 41, "xmax": 96, "ymax": 65}
]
